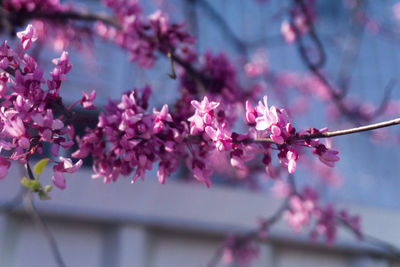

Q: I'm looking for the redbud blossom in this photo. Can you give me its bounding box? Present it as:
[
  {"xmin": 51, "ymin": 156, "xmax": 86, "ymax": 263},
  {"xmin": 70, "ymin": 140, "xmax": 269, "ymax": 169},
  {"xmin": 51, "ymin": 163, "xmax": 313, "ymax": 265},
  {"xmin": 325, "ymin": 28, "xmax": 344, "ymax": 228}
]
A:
[{"xmin": 16, "ymin": 24, "xmax": 38, "ymax": 50}]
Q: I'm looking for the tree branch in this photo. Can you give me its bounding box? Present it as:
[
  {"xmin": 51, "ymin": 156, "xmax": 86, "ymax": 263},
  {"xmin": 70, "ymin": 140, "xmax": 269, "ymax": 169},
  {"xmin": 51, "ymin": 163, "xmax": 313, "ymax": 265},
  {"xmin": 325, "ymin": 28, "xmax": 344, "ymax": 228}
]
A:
[
  {"xmin": 298, "ymin": 117, "xmax": 400, "ymax": 139},
  {"xmin": 24, "ymin": 192, "xmax": 67, "ymax": 267},
  {"xmin": 240, "ymin": 117, "xmax": 400, "ymax": 144},
  {"xmin": 291, "ymin": 0, "xmax": 366, "ymax": 125}
]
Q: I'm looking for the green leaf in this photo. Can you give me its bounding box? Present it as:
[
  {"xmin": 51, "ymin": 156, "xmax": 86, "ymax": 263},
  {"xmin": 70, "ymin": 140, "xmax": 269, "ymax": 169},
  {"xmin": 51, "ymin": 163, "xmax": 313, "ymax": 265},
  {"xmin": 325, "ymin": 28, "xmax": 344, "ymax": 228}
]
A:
[
  {"xmin": 21, "ymin": 177, "xmax": 41, "ymax": 191},
  {"xmin": 33, "ymin": 158, "xmax": 50, "ymax": 179}
]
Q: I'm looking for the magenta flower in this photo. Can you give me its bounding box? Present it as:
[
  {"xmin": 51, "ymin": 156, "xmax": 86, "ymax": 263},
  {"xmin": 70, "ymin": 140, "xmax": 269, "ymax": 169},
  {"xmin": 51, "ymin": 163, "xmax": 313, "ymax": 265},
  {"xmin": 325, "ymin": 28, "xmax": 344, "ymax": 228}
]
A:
[
  {"xmin": 192, "ymin": 165, "xmax": 212, "ymax": 188},
  {"xmin": 0, "ymin": 156, "xmax": 10, "ymax": 179},
  {"xmin": 52, "ymin": 157, "xmax": 83, "ymax": 189},
  {"xmin": 81, "ymin": 90, "xmax": 96, "ymax": 110},
  {"xmin": 281, "ymin": 21, "xmax": 296, "ymax": 43},
  {"xmin": 245, "ymin": 101, "xmax": 256, "ymax": 124},
  {"xmin": 205, "ymin": 125, "xmax": 232, "ymax": 152},
  {"xmin": 255, "ymin": 96, "xmax": 290, "ymax": 145},
  {"xmin": 286, "ymin": 149, "xmax": 298, "ymax": 174},
  {"xmin": 284, "ymin": 195, "xmax": 315, "ymax": 232},
  {"xmin": 191, "ymin": 96, "xmax": 220, "ymax": 125},
  {"xmin": 153, "ymin": 104, "xmax": 173, "ymax": 133},
  {"xmin": 52, "ymin": 171, "xmax": 66, "ymax": 189},
  {"xmin": 16, "ymin": 24, "xmax": 38, "ymax": 50},
  {"xmin": 313, "ymin": 145, "xmax": 340, "ymax": 167}
]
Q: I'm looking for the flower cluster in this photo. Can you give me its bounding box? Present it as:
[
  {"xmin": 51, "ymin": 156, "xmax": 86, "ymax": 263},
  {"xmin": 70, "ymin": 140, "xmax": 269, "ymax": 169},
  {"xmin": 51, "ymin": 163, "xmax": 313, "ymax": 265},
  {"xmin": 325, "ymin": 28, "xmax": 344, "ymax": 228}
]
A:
[
  {"xmin": 0, "ymin": 24, "xmax": 82, "ymax": 188},
  {"xmin": 73, "ymin": 86, "xmax": 188, "ymax": 185},
  {"xmin": 284, "ymin": 188, "xmax": 361, "ymax": 244},
  {"xmin": 97, "ymin": 0, "xmax": 194, "ymax": 68},
  {"xmin": 180, "ymin": 51, "xmax": 244, "ymax": 103},
  {"xmin": 221, "ymin": 235, "xmax": 260, "ymax": 266},
  {"xmin": 244, "ymin": 96, "xmax": 340, "ymax": 175},
  {"xmin": 0, "ymin": 0, "xmax": 376, "ymax": 257},
  {"xmin": 3, "ymin": 0, "xmax": 63, "ymax": 12}
]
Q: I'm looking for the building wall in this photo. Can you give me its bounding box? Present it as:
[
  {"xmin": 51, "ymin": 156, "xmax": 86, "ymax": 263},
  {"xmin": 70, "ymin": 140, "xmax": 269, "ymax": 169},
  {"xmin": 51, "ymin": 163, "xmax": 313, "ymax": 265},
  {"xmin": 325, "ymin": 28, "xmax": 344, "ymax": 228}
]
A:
[{"xmin": 0, "ymin": 167, "xmax": 399, "ymax": 266}]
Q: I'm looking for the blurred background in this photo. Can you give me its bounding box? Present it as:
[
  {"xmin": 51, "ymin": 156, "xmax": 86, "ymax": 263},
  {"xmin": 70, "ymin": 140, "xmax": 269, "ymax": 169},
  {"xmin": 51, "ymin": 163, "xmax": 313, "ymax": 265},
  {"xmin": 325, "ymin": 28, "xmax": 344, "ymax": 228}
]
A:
[{"xmin": 1, "ymin": 0, "xmax": 400, "ymax": 266}]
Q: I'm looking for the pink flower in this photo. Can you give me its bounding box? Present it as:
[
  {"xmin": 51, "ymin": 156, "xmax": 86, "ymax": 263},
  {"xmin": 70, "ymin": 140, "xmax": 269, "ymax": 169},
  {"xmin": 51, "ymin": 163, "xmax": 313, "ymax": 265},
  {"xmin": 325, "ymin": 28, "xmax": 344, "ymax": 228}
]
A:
[
  {"xmin": 245, "ymin": 101, "xmax": 256, "ymax": 124},
  {"xmin": 284, "ymin": 195, "xmax": 315, "ymax": 232},
  {"xmin": 191, "ymin": 96, "xmax": 220, "ymax": 124},
  {"xmin": 244, "ymin": 49, "xmax": 268, "ymax": 77},
  {"xmin": 394, "ymin": 2, "xmax": 400, "ymax": 21},
  {"xmin": 191, "ymin": 160, "xmax": 213, "ymax": 188},
  {"xmin": 205, "ymin": 125, "xmax": 232, "ymax": 152},
  {"xmin": 153, "ymin": 104, "xmax": 173, "ymax": 133},
  {"xmin": 80, "ymin": 90, "xmax": 96, "ymax": 109},
  {"xmin": 16, "ymin": 24, "xmax": 38, "ymax": 50},
  {"xmin": 281, "ymin": 21, "xmax": 296, "ymax": 43},
  {"xmin": 3, "ymin": 116, "xmax": 25, "ymax": 138},
  {"xmin": 52, "ymin": 157, "xmax": 83, "ymax": 189},
  {"xmin": 313, "ymin": 145, "xmax": 340, "ymax": 167},
  {"xmin": 52, "ymin": 171, "xmax": 66, "ymax": 189},
  {"xmin": 255, "ymin": 96, "xmax": 290, "ymax": 145},
  {"xmin": 0, "ymin": 156, "xmax": 10, "ymax": 179},
  {"xmin": 222, "ymin": 235, "xmax": 259, "ymax": 265},
  {"xmin": 286, "ymin": 150, "xmax": 298, "ymax": 174},
  {"xmin": 149, "ymin": 10, "xmax": 169, "ymax": 34}
]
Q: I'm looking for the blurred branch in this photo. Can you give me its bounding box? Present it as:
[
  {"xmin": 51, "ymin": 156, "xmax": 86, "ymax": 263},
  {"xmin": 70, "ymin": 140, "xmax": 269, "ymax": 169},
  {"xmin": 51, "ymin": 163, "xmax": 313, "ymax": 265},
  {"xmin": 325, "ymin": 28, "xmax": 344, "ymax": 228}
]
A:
[
  {"xmin": 24, "ymin": 192, "xmax": 67, "ymax": 267},
  {"xmin": 372, "ymin": 79, "xmax": 396, "ymax": 118},
  {"xmin": 337, "ymin": 216, "xmax": 400, "ymax": 259},
  {"xmin": 195, "ymin": 0, "xmax": 247, "ymax": 55},
  {"xmin": 0, "ymin": 9, "xmax": 211, "ymax": 91},
  {"xmin": 336, "ymin": 0, "xmax": 365, "ymax": 95},
  {"xmin": 293, "ymin": 0, "xmax": 326, "ymax": 68},
  {"xmin": 290, "ymin": 0, "xmax": 366, "ymax": 125},
  {"xmin": 22, "ymin": 162, "xmax": 67, "ymax": 267},
  {"xmin": 206, "ymin": 196, "xmax": 289, "ymax": 267}
]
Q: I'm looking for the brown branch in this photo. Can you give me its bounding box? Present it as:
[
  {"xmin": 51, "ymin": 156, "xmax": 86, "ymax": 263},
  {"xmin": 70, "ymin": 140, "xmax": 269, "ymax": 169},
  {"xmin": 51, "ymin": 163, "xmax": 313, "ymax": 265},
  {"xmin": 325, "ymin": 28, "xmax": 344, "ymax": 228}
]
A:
[
  {"xmin": 239, "ymin": 117, "xmax": 400, "ymax": 144},
  {"xmin": 298, "ymin": 117, "xmax": 400, "ymax": 139}
]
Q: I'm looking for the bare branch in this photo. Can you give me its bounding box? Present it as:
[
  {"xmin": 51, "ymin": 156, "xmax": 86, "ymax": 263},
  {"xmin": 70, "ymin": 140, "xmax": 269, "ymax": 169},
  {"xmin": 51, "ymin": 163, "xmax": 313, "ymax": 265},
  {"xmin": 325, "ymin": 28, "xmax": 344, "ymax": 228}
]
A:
[
  {"xmin": 298, "ymin": 117, "xmax": 400, "ymax": 139},
  {"xmin": 337, "ymin": 216, "xmax": 400, "ymax": 259},
  {"xmin": 205, "ymin": 196, "xmax": 289, "ymax": 267},
  {"xmin": 24, "ymin": 192, "xmax": 67, "ymax": 267}
]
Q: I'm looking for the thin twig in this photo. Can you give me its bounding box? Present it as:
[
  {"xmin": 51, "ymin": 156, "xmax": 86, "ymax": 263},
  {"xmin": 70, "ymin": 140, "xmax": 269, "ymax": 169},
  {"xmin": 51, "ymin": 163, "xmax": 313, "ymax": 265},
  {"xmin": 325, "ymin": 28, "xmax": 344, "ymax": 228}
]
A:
[
  {"xmin": 24, "ymin": 192, "xmax": 67, "ymax": 267},
  {"xmin": 297, "ymin": 117, "xmax": 400, "ymax": 139},
  {"xmin": 206, "ymin": 195, "xmax": 290, "ymax": 267},
  {"xmin": 293, "ymin": 0, "xmax": 326, "ymax": 68},
  {"xmin": 372, "ymin": 79, "xmax": 396, "ymax": 118},
  {"xmin": 291, "ymin": 0, "xmax": 363, "ymax": 125},
  {"xmin": 167, "ymin": 51, "xmax": 177, "ymax": 79},
  {"xmin": 337, "ymin": 216, "xmax": 400, "ymax": 259}
]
